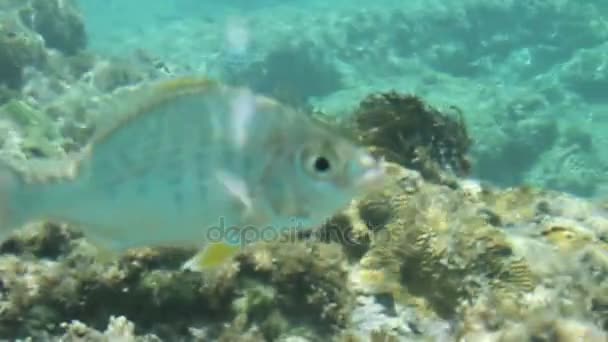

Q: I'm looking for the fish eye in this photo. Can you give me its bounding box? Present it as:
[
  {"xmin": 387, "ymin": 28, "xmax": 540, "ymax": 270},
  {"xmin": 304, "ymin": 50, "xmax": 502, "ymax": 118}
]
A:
[
  {"xmin": 313, "ymin": 156, "xmax": 331, "ymax": 172},
  {"xmin": 302, "ymin": 151, "xmax": 336, "ymax": 179},
  {"xmin": 306, "ymin": 154, "xmax": 333, "ymax": 177},
  {"xmin": 300, "ymin": 142, "xmax": 341, "ymax": 179}
]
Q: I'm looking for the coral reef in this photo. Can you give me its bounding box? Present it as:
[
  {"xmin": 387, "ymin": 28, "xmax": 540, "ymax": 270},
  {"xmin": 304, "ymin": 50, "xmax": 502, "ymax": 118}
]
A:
[
  {"xmin": 347, "ymin": 165, "xmax": 537, "ymax": 317},
  {"xmin": 338, "ymin": 163, "xmax": 608, "ymax": 340},
  {"xmin": 59, "ymin": 316, "xmax": 161, "ymax": 341},
  {"xmin": 0, "ymin": 224, "xmax": 350, "ymax": 340},
  {"xmin": 0, "ymin": 0, "xmax": 85, "ymax": 91}
]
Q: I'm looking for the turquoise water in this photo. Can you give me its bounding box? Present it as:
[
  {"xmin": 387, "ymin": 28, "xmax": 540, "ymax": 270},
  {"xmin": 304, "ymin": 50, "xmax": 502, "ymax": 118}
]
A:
[
  {"xmin": 77, "ymin": 0, "xmax": 608, "ymax": 198},
  {"xmin": 2, "ymin": 1, "xmax": 608, "ymax": 340}
]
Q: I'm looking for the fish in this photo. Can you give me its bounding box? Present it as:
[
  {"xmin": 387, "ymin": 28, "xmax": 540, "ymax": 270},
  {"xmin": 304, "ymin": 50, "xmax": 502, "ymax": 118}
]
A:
[{"xmin": 0, "ymin": 76, "xmax": 385, "ymax": 270}]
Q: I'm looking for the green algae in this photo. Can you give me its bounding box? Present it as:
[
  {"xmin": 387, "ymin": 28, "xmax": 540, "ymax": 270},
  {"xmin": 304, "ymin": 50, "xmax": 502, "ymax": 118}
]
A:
[{"xmin": 0, "ymin": 99, "xmax": 62, "ymax": 157}]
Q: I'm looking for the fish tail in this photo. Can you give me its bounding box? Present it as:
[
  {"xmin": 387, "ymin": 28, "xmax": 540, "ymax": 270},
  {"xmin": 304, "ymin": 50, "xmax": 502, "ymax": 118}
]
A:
[{"xmin": 0, "ymin": 161, "xmax": 29, "ymax": 233}]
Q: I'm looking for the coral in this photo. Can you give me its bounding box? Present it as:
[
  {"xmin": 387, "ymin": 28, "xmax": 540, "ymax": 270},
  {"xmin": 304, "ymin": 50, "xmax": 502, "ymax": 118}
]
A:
[
  {"xmin": 0, "ymin": 14, "xmax": 46, "ymax": 89},
  {"xmin": 333, "ymin": 163, "xmax": 537, "ymax": 319},
  {"xmin": 349, "ymin": 91, "xmax": 472, "ymax": 185},
  {"xmin": 540, "ymin": 218, "xmax": 595, "ymax": 253},
  {"xmin": 0, "ymin": 99, "xmax": 64, "ymax": 158},
  {"xmin": 478, "ymin": 186, "xmax": 545, "ymax": 226},
  {"xmin": 58, "ymin": 316, "xmax": 161, "ymax": 341},
  {"xmin": 0, "ymin": 222, "xmax": 82, "ymax": 259},
  {"xmin": 233, "ymin": 241, "xmax": 352, "ymax": 338},
  {"xmin": 454, "ymin": 294, "xmax": 608, "ymax": 341},
  {"xmin": 18, "ymin": 0, "xmax": 87, "ymax": 55},
  {"xmin": 0, "ymin": 49, "xmax": 172, "ymax": 163},
  {"xmin": 0, "ymin": 222, "xmax": 350, "ymax": 340},
  {"xmin": 0, "ymin": 0, "xmax": 86, "ymax": 91},
  {"xmin": 346, "ymin": 163, "xmax": 608, "ymax": 338}
]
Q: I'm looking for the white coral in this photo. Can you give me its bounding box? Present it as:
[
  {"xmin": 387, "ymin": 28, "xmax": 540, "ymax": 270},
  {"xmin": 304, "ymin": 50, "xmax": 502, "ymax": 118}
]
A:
[{"xmin": 104, "ymin": 316, "xmax": 136, "ymax": 342}]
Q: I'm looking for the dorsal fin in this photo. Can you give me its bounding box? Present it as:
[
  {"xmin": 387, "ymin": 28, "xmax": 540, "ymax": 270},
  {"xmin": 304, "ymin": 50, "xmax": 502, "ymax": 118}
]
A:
[
  {"xmin": 1, "ymin": 77, "xmax": 220, "ymax": 186},
  {"xmin": 90, "ymin": 76, "xmax": 219, "ymax": 145},
  {"xmin": 48, "ymin": 76, "xmax": 220, "ymax": 181},
  {"xmin": 16, "ymin": 76, "xmax": 287, "ymax": 185}
]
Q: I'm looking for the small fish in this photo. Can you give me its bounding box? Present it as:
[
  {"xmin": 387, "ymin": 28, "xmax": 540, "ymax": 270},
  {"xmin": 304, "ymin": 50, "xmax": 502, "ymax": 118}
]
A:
[{"xmin": 0, "ymin": 77, "xmax": 385, "ymax": 270}]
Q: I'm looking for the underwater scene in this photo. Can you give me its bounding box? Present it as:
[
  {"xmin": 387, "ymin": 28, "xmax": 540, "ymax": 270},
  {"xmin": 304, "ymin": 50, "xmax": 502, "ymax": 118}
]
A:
[{"xmin": 0, "ymin": 0, "xmax": 608, "ymax": 341}]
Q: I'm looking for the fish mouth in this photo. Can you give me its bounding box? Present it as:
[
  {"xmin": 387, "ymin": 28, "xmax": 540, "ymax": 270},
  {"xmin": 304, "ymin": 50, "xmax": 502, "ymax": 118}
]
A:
[{"xmin": 355, "ymin": 152, "xmax": 387, "ymax": 191}]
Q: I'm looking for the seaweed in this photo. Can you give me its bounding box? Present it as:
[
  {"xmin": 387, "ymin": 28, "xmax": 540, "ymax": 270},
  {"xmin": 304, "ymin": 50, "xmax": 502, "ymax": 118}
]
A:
[{"xmin": 350, "ymin": 91, "xmax": 472, "ymax": 184}]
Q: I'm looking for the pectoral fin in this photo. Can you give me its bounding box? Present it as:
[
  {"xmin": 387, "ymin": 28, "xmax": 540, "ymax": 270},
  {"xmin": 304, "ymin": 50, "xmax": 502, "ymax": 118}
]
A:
[{"xmin": 181, "ymin": 242, "xmax": 242, "ymax": 272}]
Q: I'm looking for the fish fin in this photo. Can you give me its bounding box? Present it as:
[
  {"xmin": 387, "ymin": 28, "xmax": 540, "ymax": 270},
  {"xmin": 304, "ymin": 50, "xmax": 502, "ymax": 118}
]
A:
[
  {"xmin": 90, "ymin": 77, "xmax": 217, "ymax": 145},
  {"xmin": 229, "ymin": 88, "xmax": 256, "ymax": 148},
  {"xmin": 181, "ymin": 242, "xmax": 241, "ymax": 272},
  {"xmin": 216, "ymin": 170, "xmax": 253, "ymax": 212}
]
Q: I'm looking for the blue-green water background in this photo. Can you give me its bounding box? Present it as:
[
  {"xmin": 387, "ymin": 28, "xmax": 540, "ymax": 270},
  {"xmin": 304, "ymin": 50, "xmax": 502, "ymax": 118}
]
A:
[{"xmin": 78, "ymin": 0, "xmax": 608, "ymax": 198}]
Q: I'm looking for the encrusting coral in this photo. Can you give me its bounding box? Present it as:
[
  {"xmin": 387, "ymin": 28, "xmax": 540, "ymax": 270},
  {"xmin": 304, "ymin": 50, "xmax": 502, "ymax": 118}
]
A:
[
  {"xmin": 341, "ymin": 163, "xmax": 608, "ymax": 340},
  {"xmin": 0, "ymin": 223, "xmax": 351, "ymax": 340},
  {"xmin": 342, "ymin": 163, "xmax": 537, "ymax": 316}
]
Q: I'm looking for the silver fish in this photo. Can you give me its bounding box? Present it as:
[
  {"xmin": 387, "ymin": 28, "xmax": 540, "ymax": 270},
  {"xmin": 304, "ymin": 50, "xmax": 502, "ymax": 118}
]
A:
[{"xmin": 0, "ymin": 77, "xmax": 385, "ymax": 269}]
